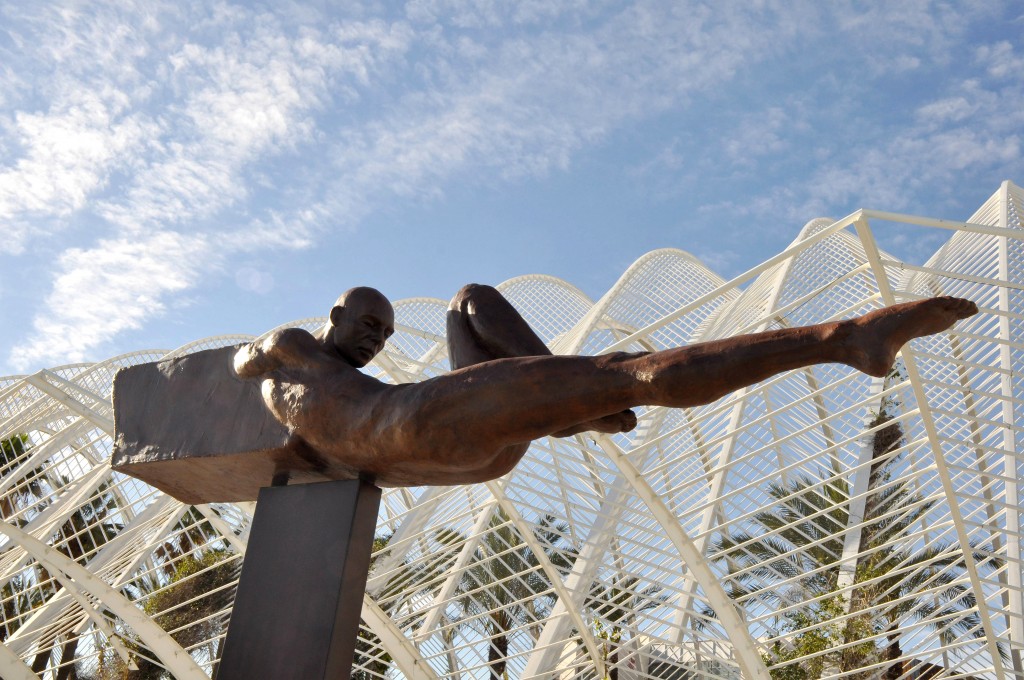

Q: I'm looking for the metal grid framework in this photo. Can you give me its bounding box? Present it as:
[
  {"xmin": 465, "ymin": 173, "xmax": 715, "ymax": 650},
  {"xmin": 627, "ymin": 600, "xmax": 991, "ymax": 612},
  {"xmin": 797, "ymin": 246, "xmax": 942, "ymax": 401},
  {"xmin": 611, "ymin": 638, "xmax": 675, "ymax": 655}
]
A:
[{"xmin": 1, "ymin": 181, "xmax": 1022, "ymax": 680}]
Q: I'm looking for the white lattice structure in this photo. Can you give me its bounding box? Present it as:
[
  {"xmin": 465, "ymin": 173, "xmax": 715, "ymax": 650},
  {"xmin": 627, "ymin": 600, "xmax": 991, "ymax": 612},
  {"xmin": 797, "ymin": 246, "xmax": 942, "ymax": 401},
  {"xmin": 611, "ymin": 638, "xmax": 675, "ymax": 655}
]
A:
[{"xmin": 1, "ymin": 181, "xmax": 1023, "ymax": 680}]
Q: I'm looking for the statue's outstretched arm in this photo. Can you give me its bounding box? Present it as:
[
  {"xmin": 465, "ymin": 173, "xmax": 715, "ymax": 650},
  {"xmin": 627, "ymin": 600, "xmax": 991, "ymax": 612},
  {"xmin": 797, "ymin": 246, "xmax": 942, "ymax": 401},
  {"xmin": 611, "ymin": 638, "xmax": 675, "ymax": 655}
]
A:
[{"xmin": 234, "ymin": 328, "xmax": 324, "ymax": 378}]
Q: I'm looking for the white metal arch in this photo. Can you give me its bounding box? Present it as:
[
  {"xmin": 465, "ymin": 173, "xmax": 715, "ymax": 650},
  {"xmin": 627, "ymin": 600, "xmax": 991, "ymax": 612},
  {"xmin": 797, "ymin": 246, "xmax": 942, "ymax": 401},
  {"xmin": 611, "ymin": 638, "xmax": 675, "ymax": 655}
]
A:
[
  {"xmin": 2, "ymin": 183, "xmax": 1023, "ymax": 678},
  {"xmin": 4, "ymin": 496, "xmax": 186, "ymax": 655},
  {"xmin": 595, "ymin": 434, "xmax": 772, "ymax": 680},
  {"xmin": 0, "ymin": 519, "xmax": 208, "ymax": 680},
  {"xmin": 855, "ymin": 217, "xmax": 1008, "ymax": 679}
]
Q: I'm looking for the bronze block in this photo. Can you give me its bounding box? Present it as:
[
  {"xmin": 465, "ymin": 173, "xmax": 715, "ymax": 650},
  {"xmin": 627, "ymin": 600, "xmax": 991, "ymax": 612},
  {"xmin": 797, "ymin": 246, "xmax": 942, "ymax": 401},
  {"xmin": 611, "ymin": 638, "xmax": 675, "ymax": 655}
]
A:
[{"xmin": 111, "ymin": 346, "xmax": 334, "ymax": 503}]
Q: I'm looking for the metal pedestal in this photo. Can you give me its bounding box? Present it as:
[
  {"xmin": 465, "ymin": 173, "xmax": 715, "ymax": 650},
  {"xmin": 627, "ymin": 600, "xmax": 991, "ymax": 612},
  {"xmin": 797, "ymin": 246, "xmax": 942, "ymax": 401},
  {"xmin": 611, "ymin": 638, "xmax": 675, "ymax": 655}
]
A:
[{"xmin": 218, "ymin": 479, "xmax": 381, "ymax": 679}]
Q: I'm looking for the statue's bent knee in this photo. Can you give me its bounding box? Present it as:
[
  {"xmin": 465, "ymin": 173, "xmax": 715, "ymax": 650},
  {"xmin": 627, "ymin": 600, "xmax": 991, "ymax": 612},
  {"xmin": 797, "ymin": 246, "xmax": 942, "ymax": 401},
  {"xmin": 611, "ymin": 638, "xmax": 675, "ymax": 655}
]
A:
[{"xmin": 449, "ymin": 283, "xmax": 501, "ymax": 311}]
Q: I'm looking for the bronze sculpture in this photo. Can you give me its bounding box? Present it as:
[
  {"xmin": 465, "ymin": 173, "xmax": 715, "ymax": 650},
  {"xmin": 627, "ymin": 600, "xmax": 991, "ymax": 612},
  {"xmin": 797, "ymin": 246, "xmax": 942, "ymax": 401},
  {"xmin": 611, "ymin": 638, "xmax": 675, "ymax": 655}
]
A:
[
  {"xmin": 233, "ymin": 284, "xmax": 978, "ymax": 488},
  {"xmin": 113, "ymin": 282, "xmax": 979, "ymax": 680}
]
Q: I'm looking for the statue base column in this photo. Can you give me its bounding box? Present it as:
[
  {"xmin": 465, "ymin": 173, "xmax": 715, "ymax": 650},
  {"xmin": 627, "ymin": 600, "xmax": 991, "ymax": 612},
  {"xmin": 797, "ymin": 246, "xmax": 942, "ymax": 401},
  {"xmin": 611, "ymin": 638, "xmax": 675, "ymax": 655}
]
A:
[{"xmin": 218, "ymin": 478, "xmax": 381, "ymax": 680}]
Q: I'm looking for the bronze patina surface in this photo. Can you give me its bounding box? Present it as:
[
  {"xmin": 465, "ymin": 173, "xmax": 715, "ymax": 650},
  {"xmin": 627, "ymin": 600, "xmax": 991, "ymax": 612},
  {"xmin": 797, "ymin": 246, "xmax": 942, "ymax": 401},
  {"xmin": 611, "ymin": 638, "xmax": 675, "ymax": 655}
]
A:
[
  {"xmin": 112, "ymin": 285, "xmax": 978, "ymax": 503},
  {"xmin": 111, "ymin": 346, "xmax": 336, "ymax": 503}
]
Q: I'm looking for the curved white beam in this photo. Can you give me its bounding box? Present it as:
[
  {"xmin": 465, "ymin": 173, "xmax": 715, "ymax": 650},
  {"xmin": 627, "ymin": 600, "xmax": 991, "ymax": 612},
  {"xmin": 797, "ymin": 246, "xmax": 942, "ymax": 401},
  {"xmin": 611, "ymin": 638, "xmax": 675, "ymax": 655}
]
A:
[
  {"xmin": 25, "ymin": 371, "xmax": 114, "ymax": 435},
  {"xmin": 854, "ymin": 217, "xmax": 1007, "ymax": 679},
  {"xmin": 0, "ymin": 640, "xmax": 38, "ymax": 680},
  {"xmin": 5, "ymin": 496, "xmax": 185, "ymax": 654},
  {"xmin": 361, "ymin": 593, "xmax": 438, "ymax": 680},
  {"xmin": 595, "ymin": 435, "xmax": 771, "ymax": 680},
  {"xmin": 0, "ymin": 464, "xmax": 112, "ymax": 590},
  {"xmin": 0, "ymin": 519, "xmax": 207, "ymax": 680},
  {"xmin": 995, "ymin": 181, "xmax": 1024, "ymax": 671}
]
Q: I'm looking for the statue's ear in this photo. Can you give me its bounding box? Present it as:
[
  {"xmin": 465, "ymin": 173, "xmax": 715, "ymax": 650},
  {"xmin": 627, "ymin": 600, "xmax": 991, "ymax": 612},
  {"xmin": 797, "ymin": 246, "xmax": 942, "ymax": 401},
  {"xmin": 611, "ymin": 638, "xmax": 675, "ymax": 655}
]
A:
[{"xmin": 329, "ymin": 305, "xmax": 345, "ymax": 325}]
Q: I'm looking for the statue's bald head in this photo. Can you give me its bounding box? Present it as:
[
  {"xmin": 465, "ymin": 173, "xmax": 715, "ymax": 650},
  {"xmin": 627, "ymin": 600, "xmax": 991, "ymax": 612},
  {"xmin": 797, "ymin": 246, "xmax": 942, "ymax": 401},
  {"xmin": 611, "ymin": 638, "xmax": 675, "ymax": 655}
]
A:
[
  {"xmin": 323, "ymin": 287, "xmax": 395, "ymax": 367},
  {"xmin": 333, "ymin": 286, "xmax": 391, "ymax": 311}
]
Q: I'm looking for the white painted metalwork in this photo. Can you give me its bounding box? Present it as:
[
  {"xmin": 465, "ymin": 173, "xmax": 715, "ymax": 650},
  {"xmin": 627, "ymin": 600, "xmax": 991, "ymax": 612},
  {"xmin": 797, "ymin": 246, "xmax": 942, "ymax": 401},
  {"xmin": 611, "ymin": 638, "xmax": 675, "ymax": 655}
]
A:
[
  {"xmin": 1, "ymin": 181, "xmax": 1022, "ymax": 679},
  {"xmin": 362, "ymin": 594, "xmax": 439, "ymax": 680},
  {"xmin": 0, "ymin": 520, "xmax": 207, "ymax": 679}
]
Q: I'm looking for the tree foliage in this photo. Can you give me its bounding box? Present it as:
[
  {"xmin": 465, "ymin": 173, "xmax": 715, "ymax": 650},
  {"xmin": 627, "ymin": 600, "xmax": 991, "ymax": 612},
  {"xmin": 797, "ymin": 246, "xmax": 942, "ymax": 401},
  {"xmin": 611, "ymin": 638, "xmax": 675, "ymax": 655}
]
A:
[
  {"xmin": 78, "ymin": 544, "xmax": 239, "ymax": 679},
  {"xmin": 712, "ymin": 395, "xmax": 990, "ymax": 679},
  {"xmin": 453, "ymin": 508, "xmax": 575, "ymax": 680}
]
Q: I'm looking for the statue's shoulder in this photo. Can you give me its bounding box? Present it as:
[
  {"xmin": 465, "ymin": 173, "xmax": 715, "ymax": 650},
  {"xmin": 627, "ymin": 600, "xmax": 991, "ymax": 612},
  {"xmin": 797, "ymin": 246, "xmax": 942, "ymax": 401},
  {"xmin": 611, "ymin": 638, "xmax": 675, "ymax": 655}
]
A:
[
  {"xmin": 263, "ymin": 327, "xmax": 319, "ymax": 350},
  {"xmin": 247, "ymin": 328, "xmax": 326, "ymax": 369}
]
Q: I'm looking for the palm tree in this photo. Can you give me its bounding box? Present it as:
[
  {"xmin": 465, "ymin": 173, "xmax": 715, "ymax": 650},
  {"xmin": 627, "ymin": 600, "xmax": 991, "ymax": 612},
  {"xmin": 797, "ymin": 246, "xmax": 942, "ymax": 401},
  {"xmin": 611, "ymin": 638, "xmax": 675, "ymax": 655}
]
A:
[
  {"xmin": 354, "ymin": 529, "xmax": 470, "ymax": 679},
  {"xmin": 78, "ymin": 548, "xmax": 240, "ymax": 680},
  {"xmin": 453, "ymin": 509, "xmax": 575, "ymax": 680},
  {"xmin": 0, "ymin": 433, "xmax": 45, "ymax": 526},
  {"xmin": 585, "ymin": 573, "xmax": 665, "ymax": 680},
  {"xmin": 0, "ymin": 434, "xmax": 125, "ymax": 677},
  {"xmin": 30, "ymin": 478, "xmax": 125, "ymax": 677},
  {"xmin": 0, "ymin": 573, "xmax": 46, "ymax": 643},
  {"xmin": 70, "ymin": 503, "xmax": 242, "ymax": 679},
  {"xmin": 0, "ymin": 435, "xmax": 48, "ymax": 643},
  {"xmin": 352, "ymin": 534, "xmax": 397, "ymax": 680},
  {"xmin": 712, "ymin": 401, "xmax": 990, "ymax": 678}
]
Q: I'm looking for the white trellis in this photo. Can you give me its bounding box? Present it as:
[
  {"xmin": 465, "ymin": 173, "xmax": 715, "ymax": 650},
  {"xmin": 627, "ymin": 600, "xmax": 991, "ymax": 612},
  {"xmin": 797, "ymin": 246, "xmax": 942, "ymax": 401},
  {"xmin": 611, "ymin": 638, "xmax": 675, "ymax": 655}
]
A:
[{"xmin": 1, "ymin": 181, "xmax": 1022, "ymax": 679}]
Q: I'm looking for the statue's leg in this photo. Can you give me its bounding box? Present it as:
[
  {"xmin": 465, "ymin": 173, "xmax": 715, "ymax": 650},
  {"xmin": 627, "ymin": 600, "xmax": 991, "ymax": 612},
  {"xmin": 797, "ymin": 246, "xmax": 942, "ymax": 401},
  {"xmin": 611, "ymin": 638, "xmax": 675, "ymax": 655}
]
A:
[
  {"xmin": 446, "ymin": 283, "xmax": 551, "ymax": 368},
  {"xmin": 625, "ymin": 296, "xmax": 977, "ymax": 406},
  {"xmin": 446, "ymin": 284, "xmax": 637, "ymax": 435},
  {"xmin": 367, "ymin": 297, "xmax": 975, "ymax": 486},
  {"xmin": 439, "ymin": 297, "xmax": 975, "ymax": 435}
]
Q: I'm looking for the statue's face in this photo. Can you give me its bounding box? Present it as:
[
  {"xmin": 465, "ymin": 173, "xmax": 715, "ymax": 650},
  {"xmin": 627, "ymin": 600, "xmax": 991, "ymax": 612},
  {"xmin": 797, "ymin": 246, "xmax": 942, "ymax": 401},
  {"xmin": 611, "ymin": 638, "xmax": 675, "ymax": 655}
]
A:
[{"xmin": 330, "ymin": 290, "xmax": 395, "ymax": 368}]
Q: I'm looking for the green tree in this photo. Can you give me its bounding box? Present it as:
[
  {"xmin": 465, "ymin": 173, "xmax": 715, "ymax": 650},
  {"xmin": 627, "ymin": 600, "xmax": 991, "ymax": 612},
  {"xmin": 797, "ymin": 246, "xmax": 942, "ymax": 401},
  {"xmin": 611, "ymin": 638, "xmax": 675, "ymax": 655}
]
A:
[
  {"xmin": 713, "ymin": 403, "xmax": 989, "ymax": 678},
  {"xmin": 0, "ymin": 573, "xmax": 45, "ymax": 643},
  {"xmin": 585, "ymin": 573, "xmax": 665, "ymax": 680},
  {"xmin": 78, "ymin": 548, "xmax": 240, "ymax": 680},
  {"xmin": 0, "ymin": 435, "xmax": 48, "ymax": 643},
  {"xmin": 35, "ymin": 479, "xmax": 126, "ymax": 678},
  {"xmin": 0, "ymin": 433, "xmax": 124, "ymax": 677},
  {"xmin": 454, "ymin": 509, "xmax": 575, "ymax": 680}
]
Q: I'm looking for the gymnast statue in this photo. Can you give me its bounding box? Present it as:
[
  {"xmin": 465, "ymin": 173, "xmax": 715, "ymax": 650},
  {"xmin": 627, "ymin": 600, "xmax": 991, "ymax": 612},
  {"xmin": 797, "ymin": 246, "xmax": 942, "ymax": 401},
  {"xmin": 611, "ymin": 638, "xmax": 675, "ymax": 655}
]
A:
[{"xmin": 233, "ymin": 284, "xmax": 977, "ymax": 487}]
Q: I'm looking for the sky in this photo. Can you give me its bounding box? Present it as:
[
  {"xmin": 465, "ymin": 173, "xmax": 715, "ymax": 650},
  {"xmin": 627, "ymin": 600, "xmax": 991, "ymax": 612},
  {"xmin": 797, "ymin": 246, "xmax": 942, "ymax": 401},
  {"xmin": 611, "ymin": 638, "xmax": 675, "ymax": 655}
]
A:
[{"xmin": 1, "ymin": 0, "xmax": 1022, "ymax": 376}]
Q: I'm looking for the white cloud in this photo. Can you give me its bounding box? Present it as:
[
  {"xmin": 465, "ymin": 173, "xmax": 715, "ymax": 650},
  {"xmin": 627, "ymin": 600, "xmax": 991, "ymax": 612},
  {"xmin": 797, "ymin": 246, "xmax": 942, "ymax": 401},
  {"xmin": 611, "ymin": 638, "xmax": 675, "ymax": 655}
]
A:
[
  {"xmin": 97, "ymin": 14, "xmax": 413, "ymax": 233},
  {"xmin": 723, "ymin": 108, "xmax": 794, "ymax": 164},
  {"xmin": 8, "ymin": 231, "xmax": 212, "ymax": 370},
  {"xmin": 223, "ymin": 209, "xmax": 320, "ymax": 252},
  {"xmin": 976, "ymin": 41, "xmax": 1024, "ymax": 80},
  {"xmin": 687, "ymin": 7, "xmax": 1023, "ymax": 230},
  {"xmin": 404, "ymin": 0, "xmax": 600, "ymax": 28},
  {"xmin": 809, "ymin": 73, "xmax": 1021, "ymax": 212},
  {"xmin": 830, "ymin": 0, "xmax": 991, "ymax": 75},
  {"xmin": 2, "ymin": 3, "xmax": 418, "ymax": 370},
  {"xmin": 915, "ymin": 96, "xmax": 979, "ymax": 126},
  {"xmin": 3, "ymin": 0, "xmax": 1019, "ymax": 373},
  {"xmin": 0, "ymin": 86, "xmax": 155, "ymax": 252},
  {"xmin": 321, "ymin": 0, "xmax": 815, "ymax": 219}
]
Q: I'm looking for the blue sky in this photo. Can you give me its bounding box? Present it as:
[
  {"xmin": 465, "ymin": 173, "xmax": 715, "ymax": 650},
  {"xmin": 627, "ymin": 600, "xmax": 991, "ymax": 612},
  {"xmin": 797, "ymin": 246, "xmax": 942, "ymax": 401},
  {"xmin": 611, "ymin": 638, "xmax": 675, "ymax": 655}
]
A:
[{"xmin": 1, "ymin": 0, "xmax": 1021, "ymax": 375}]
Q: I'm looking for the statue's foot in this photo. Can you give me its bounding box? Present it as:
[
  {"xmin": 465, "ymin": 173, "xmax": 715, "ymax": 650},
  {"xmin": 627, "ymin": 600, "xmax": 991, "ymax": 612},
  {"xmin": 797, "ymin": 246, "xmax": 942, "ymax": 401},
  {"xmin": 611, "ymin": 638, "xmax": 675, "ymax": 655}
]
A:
[
  {"xmin": 589, "ymin": 408, "xmax": 638, "ymax": 434},
  {"xmin": 553, "ymin": 408, "xmax": 638, "ymax": 438},
  {"xmin": 839, "ymin": 297, "xmax": 977, "ymax": 377}
]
